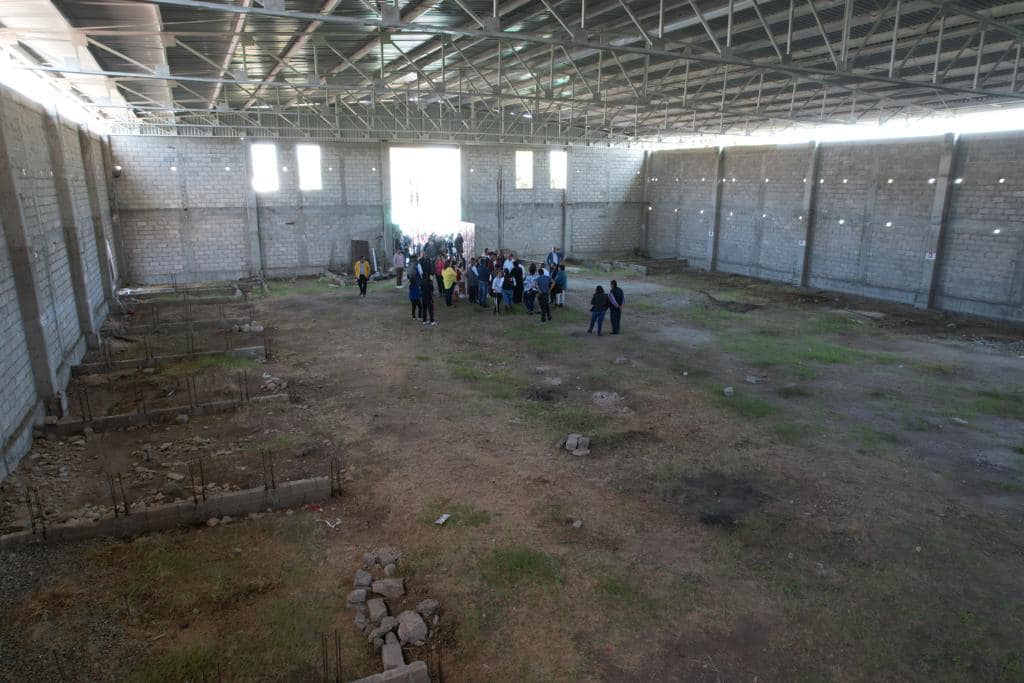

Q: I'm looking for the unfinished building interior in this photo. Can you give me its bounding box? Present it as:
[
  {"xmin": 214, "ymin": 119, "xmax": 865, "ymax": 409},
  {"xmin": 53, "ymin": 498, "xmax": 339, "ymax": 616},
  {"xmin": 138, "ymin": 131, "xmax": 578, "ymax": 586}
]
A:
[{"xmin": 0, "ymin": 0, "xmax": 1022, "ymax": 680}]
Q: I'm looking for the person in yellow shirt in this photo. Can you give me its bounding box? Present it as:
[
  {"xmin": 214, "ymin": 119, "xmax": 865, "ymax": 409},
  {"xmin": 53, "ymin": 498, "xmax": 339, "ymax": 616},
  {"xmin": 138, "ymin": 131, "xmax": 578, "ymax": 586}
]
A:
[
  {"xmin": 442, "ymin": 261, "xmax": 458, "ymax": 306},
  {"xmin": 355, "ymin": 256, "xmax": 371, "ymax": 297}
]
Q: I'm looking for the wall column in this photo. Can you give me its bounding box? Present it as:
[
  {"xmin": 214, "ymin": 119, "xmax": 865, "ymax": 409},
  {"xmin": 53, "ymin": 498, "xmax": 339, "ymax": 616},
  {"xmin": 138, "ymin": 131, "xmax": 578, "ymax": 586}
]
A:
[
  {"xmin": 706, "ymin": 148, "xmax": 725, "ymax": 271},
  {"xmin": 797, "ymin": 142, "xmax": 821, "ymax": 287},
  {"xmin": 640, "ymin": 150, "xmax": 651, "ymax": 255},
  {"xmin": 915, "ymin": 133, "xmax": 957, "ymax": 309},
  {"xmin": 44, "ymin": 110, "xmax": 98, "ymax": 347},
  {"xmin": 76, "ymin": 126, "xmax": 116, "ymax": 302},
  {"xmin": 0, "ymin": 97, "xmax": 66, "ymax": 415},
  {"xmin": 241, "ymin": 141, "xmax": 264, "ymax": 277},
  {"xmin": 99, "ymin": 136, "xmax": 126, "ymax": 283}
]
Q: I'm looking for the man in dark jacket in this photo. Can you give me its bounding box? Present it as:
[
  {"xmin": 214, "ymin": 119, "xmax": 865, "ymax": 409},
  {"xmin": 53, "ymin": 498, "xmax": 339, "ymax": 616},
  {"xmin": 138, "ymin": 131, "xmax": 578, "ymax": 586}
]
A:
[{"xmin": 608, "ymin": 280, "xmax": 625, "ymax": 334}]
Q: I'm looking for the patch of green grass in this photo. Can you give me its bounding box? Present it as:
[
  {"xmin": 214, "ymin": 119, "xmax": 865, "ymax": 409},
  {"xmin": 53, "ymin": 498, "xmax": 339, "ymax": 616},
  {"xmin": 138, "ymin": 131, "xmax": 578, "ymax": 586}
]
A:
[
  {"xmin": 518, "ymin": 400, "xmax": 604, "ymax": 438},
  {"xmin": 160, "ymin": 353, "xmax": 260, "ymax": 377},
  {"xmin": 265, "ymin": 433, "xmax": 301, "ymax": 450},
  {"xmin": 420, "ymin": 498, "xmax": 492, "ymax": 528},
  {"xmin": 903, "ymin": 416, "xmax": 944, "ymax": 432},
  {"xmin": 974, "ymin": 390, "xmax": 1024, "ymax": 419},
  {"xmin": 631, "ymin": 300, "xmax": 661, "ymax": 314},
  {"xmin": 266, "ymin": 278, "xmax": 336, "ymax": 297},
  {"xmin": 679, "ymin": 304, "xmax": 744, "ymax": 330},
  {"xmin": 446, "ymin": 355, "xmax": 527, "ymax": 400},
  {"xmin": 777, "ymin": 384, "xmax": 812, "ymax": 399},
  {"xmin": 983, "ymin": 480, "xmax": 1024, "ymax": 494},
  {"xmin": 770, "ymin": 421, "xmax": 815, "ymax": 445},
  {"xmin": 127, "ymin": 642, "xmax": 218, "ymax": 683},
  {"xmin": 849, "ymin": 426, "xmax": 902, "ymax": 453},
  {"xmin": 479, "ymin": 546, "xmax": 560, "ymax": 587},
  {"xmin": 712, "ymin": 385, "xmax": 779, "ymax": 418}
]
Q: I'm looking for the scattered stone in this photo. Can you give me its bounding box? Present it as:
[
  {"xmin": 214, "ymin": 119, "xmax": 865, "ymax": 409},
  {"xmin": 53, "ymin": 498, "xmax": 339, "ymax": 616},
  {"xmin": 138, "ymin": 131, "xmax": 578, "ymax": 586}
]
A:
[
  {"xmin": 372, "ymin": 637, "xmax": 385, "ymax": 654},
  {"xmin": 384, "ymin": 563, "xmax": 397, "ymax": 577},
  {"xmin": 362, "ymin": 552, "xmax": 376, "ymax": 569},
  {"xmin": 372, "ymin": 578, "xmax": 405, "ymax": 599},
  {"xmin": 162, "ymin": 482, "xmax": 184, "ymax": 499},
  {"xmin": 951, "ymin": 417, "xmax": 969, "ymax": 425},
  {"xmin": 723, "ymin": 386, "xmax": 735, "ymax": 396},
  {"xmin": 175, "ymin": 413, "xmax": 190, "ymax": 425},
  {"xmin": 354, "ymin": 569, "xmax": 373, "ymax": 589},
  {"xmin": 368, "ymin": 616, "xmax": 398, "ymax": 640},
  {"xmin": 566, "ymin": 434, "xmax": 582, "ymax": 450},
  {"xmin": 591, "ymin": 390, "xmax": 625, "ymax": 408},
  {"xmin": 381, "ymin": 632, "xmax": 404, "ymax": 670},
  {"xmin": 415, "ymin": 599, "xmax": 440, "ymax": 621},
  {"xmin": 572, "ymin": 519, "xmax": 584, "ymax": 529},
  {"xmin": 614, "ymin": 356, "xmax": 629, "ymax": 365},
  {"xmin": 142, "ymin": 367, "xmax": 157, "ymax": 375},
  {"xmin": 165, "ymin": 471, "xmax": 185, "ymax": 482},
  {"xmin": 571, "ymin": 448, "xmax": 591, "ymax": 457},
  {"xmin": 206, "ymin": 518, "xmax": 219, "ymax": 527},
  {"xmin": 367, "ymin": 598, "xmax": 388, "ymax": 625},
  {"xmin": 220, "ymin": 515, "xmax": 233, "ymax": 524},
  {"xmin": 744, "ymin": 375, "xmax": 764, "ymax": 385},
  {"xmin": 71, "ymin": 438, "xmax": 86, "ymax": 448},
  {"xmin": 397, "ymin": 610, "xmax": 428, "ymax": 646},
  {"xmin": 376, "ymin": 547, "xmax": 401, "ymax": 567},
  {"xmin": 346, "ymin": 589, "xmax": 368, "ymax": 607},
  {"xmin": 354, "ymin": 612, "xmax": 369, "ymax": 633}
]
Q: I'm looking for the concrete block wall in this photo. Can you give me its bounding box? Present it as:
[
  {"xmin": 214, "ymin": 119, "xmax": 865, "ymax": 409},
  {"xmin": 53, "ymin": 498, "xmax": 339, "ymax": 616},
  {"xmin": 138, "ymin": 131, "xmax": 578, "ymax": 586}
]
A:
[
  {"xmin": 461, "ymin": 145, "xmax": 645, "ymax": 259},
  {"xmin": 111, "ymin": 139, "xmax": 646, "ymax": 283},
  {"xmin": 646, "ymin": 134, "xmax": 1024, "ymax": 323},
  {"xmin": 0, "ymin": 84, "xmax": 112, "ymax": 478},
  {"xmin": 110, "ymin": 137, "xmax": 388, "ymax": 281},
  {"xmin": 935, "ymin": 132, "xmax": 1024, "ymax": 322}
]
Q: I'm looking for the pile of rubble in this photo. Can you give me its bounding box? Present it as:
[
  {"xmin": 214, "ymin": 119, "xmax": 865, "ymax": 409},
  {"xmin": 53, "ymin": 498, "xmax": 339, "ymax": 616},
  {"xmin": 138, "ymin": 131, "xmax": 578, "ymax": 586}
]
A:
[
  {"xmin": 228, "ymin": 322, "xmax": 265, "ymax": 334},
  {"xmin": 346, "ymin": 547, "xmax": 438, "ymax": 678},
  {"xmin": 558, "ymin": 433, "xmax": 592, "ymax": 457}
]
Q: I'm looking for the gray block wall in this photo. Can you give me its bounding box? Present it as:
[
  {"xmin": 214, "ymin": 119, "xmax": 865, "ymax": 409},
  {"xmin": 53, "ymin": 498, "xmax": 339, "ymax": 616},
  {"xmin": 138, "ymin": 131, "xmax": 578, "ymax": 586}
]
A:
[
  {"xmin": 111, "ymin": 138, "xmax": 646, "ymax": 284},
  {"xmin": 0, "ymin": 84, "xmax": 113, "ymax": 478},
  {"xmin": 646, "ymin": 134, "xmax": 1024, "ymax": 323}
]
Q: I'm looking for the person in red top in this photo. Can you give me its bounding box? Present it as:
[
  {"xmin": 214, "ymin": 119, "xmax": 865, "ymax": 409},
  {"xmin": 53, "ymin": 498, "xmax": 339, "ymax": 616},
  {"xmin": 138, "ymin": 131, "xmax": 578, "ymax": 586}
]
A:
[{"xmin": 434, "ymin": 255, "xmax": 445, "ymax": 298}]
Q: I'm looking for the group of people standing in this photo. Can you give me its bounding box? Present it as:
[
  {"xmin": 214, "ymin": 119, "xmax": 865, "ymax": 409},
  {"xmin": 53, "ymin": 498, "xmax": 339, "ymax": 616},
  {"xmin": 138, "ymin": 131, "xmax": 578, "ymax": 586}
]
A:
[{"xmin": 371, "ymin": 241, "xmax": 625, "ymax": 334}]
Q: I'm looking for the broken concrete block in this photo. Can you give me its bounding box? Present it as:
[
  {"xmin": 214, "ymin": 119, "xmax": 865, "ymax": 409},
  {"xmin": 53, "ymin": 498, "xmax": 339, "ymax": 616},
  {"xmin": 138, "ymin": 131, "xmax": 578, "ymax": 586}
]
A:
[
  {"xmin": 377, "ymin": 547, "xmax": 401, "ymax": 567},
  {"xmin": 367, "ymin": 598, "xmax": 388, "ymax": 625},
  {"xmin": 397, "ymin": 610, "xmax": 428, "ymax": 646},
  {"xmin": 354, "ymin": 612, "xmax": 369, "ymax": 633},
  {"xmin": 572, "ymin": 448, "xmax": 591, "ymax": 456},
  {"xmin": 354, "ymin": 569, "xmax": 373, "ymax": 588},
  {"xmin": 346, "ymin": 589, "xmax": 367, "ymax": 607},
  {"xmin": 415, "ymin": 599, "xmax": 439, "ymax": 621},
  {"xmin": 368, "ymin": 615, "xmax": 398, "ymax": 640},
  {"xmin": 372, "ymin": 578, "xmax": 405, "ymax": 599},
  {"xmin": 348, "ymin": 661, "xmax": 430, "ymax": 683},
  {"xmin": 382, "ymin": 632, "xmax": 404, "ymax": 670},
  {"xmin": 566, "ymin": 434, "xmax": 581, "ymax": 450},
  {"xmin": 384, "ymin": 562, "xmax": 397, "ymax": 577}
]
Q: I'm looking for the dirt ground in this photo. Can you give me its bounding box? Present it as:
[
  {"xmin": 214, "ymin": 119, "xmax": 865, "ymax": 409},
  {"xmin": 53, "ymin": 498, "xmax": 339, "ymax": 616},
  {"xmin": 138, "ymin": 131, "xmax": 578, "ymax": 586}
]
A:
[{"xmin": 1, "ymin": 265, "xmax": 1022, "ymax": 682}]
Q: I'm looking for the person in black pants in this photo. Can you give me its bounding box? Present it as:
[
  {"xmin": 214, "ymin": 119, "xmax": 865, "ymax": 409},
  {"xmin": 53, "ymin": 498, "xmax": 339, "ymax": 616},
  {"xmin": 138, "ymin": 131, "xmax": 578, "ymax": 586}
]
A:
[
  {"xmin": 587, "ymin": 285, "xmax": 609, "ymax": 335},
  {"xmin": 535, "ymin": 267, "xmax": 553, "ymax": 322},
  {"xmin": 420, "ymin": 272, "xmax": 437, "ymax": 326},
  {"xmin": 608, "ymin": 279, "xmax": 625, "ymax": 334}
]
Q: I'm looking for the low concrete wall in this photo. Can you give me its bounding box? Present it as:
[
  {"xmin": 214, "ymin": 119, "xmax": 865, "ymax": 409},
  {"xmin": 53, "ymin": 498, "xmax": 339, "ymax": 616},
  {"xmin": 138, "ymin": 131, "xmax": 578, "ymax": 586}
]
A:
[{"xmin": 0, "ymin": 476, "xmax": 333, "ymax": 548}]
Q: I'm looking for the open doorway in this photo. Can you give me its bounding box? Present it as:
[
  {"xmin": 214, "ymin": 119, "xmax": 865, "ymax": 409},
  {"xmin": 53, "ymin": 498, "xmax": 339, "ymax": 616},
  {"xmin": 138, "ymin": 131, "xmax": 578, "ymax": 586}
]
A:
[{"xmin": 390, "ymin": 146, "xmax": 471, "ymax": 256}]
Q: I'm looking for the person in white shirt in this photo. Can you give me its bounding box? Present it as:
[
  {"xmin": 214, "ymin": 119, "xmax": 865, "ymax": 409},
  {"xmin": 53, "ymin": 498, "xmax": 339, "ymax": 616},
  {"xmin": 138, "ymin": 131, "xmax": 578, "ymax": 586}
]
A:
[
  {"xmin": 490, "ymin": 269, "xmax": 505, "ymax": 316},
  {"xmin": 393, "ymin": 250, "xmax": 406, "ymax": 287}
]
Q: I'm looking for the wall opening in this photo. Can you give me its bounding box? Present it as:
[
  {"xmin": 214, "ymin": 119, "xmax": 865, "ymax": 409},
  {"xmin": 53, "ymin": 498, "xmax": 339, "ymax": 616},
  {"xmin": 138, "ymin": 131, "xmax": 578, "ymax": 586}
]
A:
[
  {"xmin": 251, "ymin": 143, "xmax": 279, "ymax": 192},
  {"xmin": 389, "ymin": 146, "xmax": 461, "ymax": 245},
  {"xmin": 296, "ymin": 144, "xmax": 322, "ymax": 191},
  {"xmin": 550, "ymin": 149, "xmax": 567, "ymax": 189},
  {"xmin": 515, "ymin": 150, "xmax": 533, "ymax": 189}
]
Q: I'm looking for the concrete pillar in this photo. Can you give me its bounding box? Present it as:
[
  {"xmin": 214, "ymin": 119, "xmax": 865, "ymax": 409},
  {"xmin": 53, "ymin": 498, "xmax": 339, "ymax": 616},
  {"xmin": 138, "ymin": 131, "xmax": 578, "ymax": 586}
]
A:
[
  {"xmin": 706, "ymin": 148, "xmax": 725, "ymax": 271},
  {"xmin": 76, "ymin": 126, "xmax": 116, "ymax": 302},
  {"xmin": 99, "ymin": 136, "xmax": 127, "ymax": 283},
  {"xmin": 379, "ymin": 140, "xmax": 392, "ymax": 259},
  {"xmin": 916, "ymin": 133, "xmax": 957, "ymax": 309},
  {"xmin": 173, "ymin": 141, "xmax": 197, "ymax": 283},
  {"xmin": 797, "ymin": 142, "xmax": 820, "ymax": 287},
  {"xmin": 640, "ymin": 150, "xmax": 651, "ymax": 256},
  {"xmin": 0, "ymin": 97, "xmax": 67, "ymax": 415},
  {"xmin": 241, "ymin": 141, "xmax": 264, "ymax": 277},
  {"xmin": 43, "ymin": 110, "xmax": 98, "ymax": 347}
]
